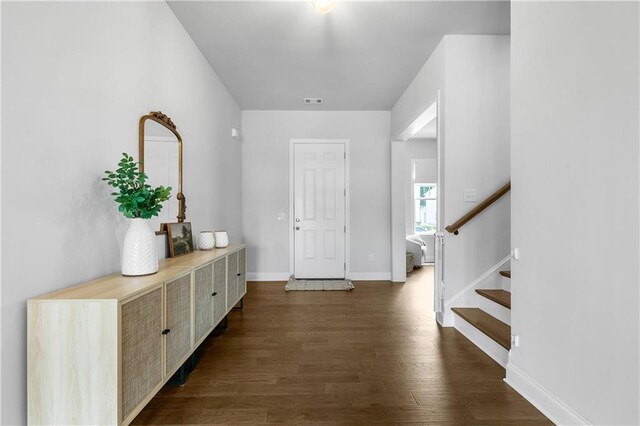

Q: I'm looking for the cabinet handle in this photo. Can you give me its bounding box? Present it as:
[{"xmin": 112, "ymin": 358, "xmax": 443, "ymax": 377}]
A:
[
  {"xmin": 212, "ymin": 292, "xmax": 217, "ymax": 296},
  {"xmin": 237, "ymin": 273, "xmax": 241, "ymax": 277},
  {"xmin": 161, "ymin": 329, "xmax": 171, "ymax": 335}
]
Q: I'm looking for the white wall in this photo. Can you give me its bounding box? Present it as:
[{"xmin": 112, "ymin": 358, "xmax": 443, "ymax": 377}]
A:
[
  {"xmin": 1, "ymin": 2, "xmax": 242, "ymax": 423},
  {"xmin": 441, "ymin": 36, "xmax": 511, "ymax": 323},
  {"xmin": 242, "ymin": 110, "xmax": 391, "ymax": 281},
  {"xmin": 509, "ymin": 2, "xmax": 639, "ymax": 424},
  {"xmin": 413, "ymin": 159, "xmax": 438, "ymax": 184}
]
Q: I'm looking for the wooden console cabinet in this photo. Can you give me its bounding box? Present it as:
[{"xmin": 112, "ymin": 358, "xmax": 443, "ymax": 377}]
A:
[{"xmin": 27, "ymin": 245, "xmax": 246, "ymax": 425}]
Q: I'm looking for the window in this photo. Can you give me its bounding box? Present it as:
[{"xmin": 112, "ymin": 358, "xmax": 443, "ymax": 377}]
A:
[{"xmin": 414, "ymin": 184, "xmax": 437, "ymax": 234}]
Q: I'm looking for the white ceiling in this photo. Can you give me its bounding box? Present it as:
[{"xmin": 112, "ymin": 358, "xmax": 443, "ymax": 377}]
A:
[{"xmin": 169, "ymin": 1, "xmax": 510, "ymax": 110}]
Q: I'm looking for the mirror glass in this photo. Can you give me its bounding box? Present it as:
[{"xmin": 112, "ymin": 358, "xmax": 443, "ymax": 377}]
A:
[{"xmin": 143, "ymin": 118, "xmax": 180, "ymax": 232}]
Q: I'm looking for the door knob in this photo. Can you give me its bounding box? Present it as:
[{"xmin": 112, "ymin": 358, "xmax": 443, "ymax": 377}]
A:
[
  {"xmin": 295, "ymin": 226, "xmax": 300, "ymax": 231},
  {"xmin": 295, "ymin": 218, "xmax": 300, "ymax": 222}
]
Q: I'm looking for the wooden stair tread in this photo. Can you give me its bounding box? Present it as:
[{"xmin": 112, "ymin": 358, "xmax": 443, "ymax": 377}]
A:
[
  {"xmin": 476, "ymin": 289, "xmax": 511, "ymax": 309},
  {"xmin": 451, "ymin": 307, "xmax": 511, "ymax": 350},
  {"xmin": 499, "ymin": 270, "xmax": 511, "ymax": 278}
]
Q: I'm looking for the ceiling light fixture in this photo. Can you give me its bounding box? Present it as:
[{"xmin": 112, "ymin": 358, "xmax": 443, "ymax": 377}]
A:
[{"xmin": 311, "ymin": 0, "xmax": 335, "ymax": 14}]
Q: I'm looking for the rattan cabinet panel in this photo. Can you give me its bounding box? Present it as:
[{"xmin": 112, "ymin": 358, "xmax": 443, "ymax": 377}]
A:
[
  {"xmin": 164, "ymin": 274, "xmax": 192, "ymax": 375},
  {"xmin": 213, "ymin": 258, "xmax": 227, "ymax": 325},
  {"xmin": 227, "ymin": 251, "xmax": 239, "ymax": 308},
  {"xmin": 238, "ymin": 248, "xmax": 246, "ymax": 300},
  {"xmin": 121, "ymin": 288, "xmax": 163, "ymax": 421},
  {"xmin": 194, "ymin": 263, "xmax": 214, "ymax": 344}
]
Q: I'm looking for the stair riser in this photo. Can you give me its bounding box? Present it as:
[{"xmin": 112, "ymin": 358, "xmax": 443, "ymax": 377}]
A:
[
  {"xmin": 449, "ymin": 291, "xmax": 509, "ymax": 323},
  {"xmin": 502, "ymin": 275, "xmax": 511, "ymax": 292},
  {"xmin": 478, "ymin": 296, "xmax": 511, "ymax": 325},
  {"xmin": 453, "ymin": 314, "xmax": 509, "ymax": 367}
]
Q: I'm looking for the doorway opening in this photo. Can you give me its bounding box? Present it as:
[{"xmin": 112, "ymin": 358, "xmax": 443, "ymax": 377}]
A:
[
  {"xmin": 289, "ymin": 139, "xmax": 350, "ymax": 279},
  {"xmin": 391, "ymin": 94, "xmax": 443, "ymax": 319}
]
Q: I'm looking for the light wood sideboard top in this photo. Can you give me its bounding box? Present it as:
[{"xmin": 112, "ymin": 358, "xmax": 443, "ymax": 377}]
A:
[{"xmin": 30, "ymin": 244, "xmax": 245, "ymax": 302}]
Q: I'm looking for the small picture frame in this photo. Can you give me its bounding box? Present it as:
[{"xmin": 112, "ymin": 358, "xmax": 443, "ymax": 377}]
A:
[{"xmin": 166, "ymin": 222, "xmax": 194, "ymax": 257}]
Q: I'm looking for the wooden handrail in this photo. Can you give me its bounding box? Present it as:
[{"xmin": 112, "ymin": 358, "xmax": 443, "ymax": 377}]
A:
[{"xmin": 445, "ymin": 181, "xmax": 511, "ymax": 235}]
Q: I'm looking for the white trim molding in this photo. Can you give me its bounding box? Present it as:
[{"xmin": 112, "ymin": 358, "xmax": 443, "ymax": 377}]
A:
[
  {"xmin": 0, "ymin": 2, "xmax": 4, "ymax": 418},
  {"xmin": 390, "ymin": 141, "xmax": 407, "ymax": 283},
  {"xmin": 505, "ymin": 363, "xmax": 591, "ymax": 425},
  {"xmin": 445, "ymin": 254, "xmax": 512, "ymax": 309},
  {"xmin": 391, "ymin": 97, "xmax": 439, "ymax": 142},
  {"xmin": 246, "ymin": 272, "xmax": 392, "ymax": 282},
  {"xmin": 246, "ymin": 272, "xmax": 290, "ymax": 282},
  {"xmin": 393, "ymin": 101, "xmax": 437, "ymax": 142},
  {"xmin": 349, "ymin": 272, "xmax": 392, "ymax": 282}
]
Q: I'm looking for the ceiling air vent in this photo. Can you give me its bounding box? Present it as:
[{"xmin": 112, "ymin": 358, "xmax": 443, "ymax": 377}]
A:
[{"xmin": 304, "ymin": 98, "xmax": 323, "ymax": 105}]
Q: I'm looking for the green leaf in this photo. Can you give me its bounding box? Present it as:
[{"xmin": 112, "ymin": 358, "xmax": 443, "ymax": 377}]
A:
[{"xmin": 103, "ymin": 152, "xmax": 174, "ymax": 219}]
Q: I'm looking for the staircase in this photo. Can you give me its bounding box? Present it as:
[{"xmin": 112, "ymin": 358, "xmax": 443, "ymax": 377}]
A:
[
  {"xmin": 449, "ymin": 270, "xmax": 512, "ymax": 366},
  {"xmin": 444, "ymin": 182, "xmax": 513, "ymax": 367}
]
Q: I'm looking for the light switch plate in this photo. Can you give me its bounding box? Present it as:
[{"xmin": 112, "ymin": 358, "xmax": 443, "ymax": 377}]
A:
[{"xmin": 463, "ymin": 189, "xmax": 477, "ymax": 202}]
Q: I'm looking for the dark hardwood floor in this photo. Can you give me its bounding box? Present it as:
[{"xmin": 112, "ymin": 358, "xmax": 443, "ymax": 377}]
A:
[{"xmin": 133, "ymin": 267, "xmax": 550, "ymax": 425}]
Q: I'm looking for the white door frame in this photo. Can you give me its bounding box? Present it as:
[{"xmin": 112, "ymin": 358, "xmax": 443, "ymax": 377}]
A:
[
  {"xmin": 434, "ymin": 90, "xmax": 444, "ymax": 316},
  {"xmin": 289, "ymin": 139, "xmax": 350, "ymax": 278}
]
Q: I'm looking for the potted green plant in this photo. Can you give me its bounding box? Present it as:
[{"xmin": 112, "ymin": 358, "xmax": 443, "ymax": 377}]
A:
[{"xmin": 103, "ymin": 153, "xmax": 171, "ymax": 276}]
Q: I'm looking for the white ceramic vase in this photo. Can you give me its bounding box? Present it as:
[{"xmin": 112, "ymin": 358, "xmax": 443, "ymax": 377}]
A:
[
  {"xmin": 198, "ymin": 231, "xmax": 215, "ymax": 250},
  {"xmin": 122, "ymin": 218, "xmax": 158, "ymax": 276},
  {"xmin": 214, "ymin": 231, "xmax": 229, "ymax": 248}
]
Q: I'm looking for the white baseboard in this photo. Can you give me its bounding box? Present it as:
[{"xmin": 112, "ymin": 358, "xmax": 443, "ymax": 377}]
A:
[
  {"xmin": 505, "ymin": 363, "xmax": 590, "ymax": 425},
  {"xmin": 453, "ymin": 312, "xmax": 509, "ymax": 367},
  {"xmin": 349, "ymin": 272, "xmax": 391, "ymax": 281},
  {"xmin": 442, "ymin": 311, "xmax": 455, "ymax": 327},
  {"xmin": 246, "ymin": 272, "xmax": 290, "ymax": 281},
  {"xmin": 246, "ymin": 272, "xmax": 392, "ymax": 282}
]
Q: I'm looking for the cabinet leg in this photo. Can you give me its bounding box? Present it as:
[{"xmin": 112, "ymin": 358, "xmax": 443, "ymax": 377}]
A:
[
  {"xmin": 169, "ymin": 364, "xmax": 188, "ymax": 386},
  {"xmin": 232, "ymin": 297, "xmax": 244, "ymax": 310},
  {"xmin": 179, "ymin": 365, "xmax": 187, "ymax": 385},
  {"xmin": 190, "ymin": 352, "xmax": 197, "ymax": 370},
  {"xmin": 213, "ymin": 317, "xmax": 226, "ymax": 335}
]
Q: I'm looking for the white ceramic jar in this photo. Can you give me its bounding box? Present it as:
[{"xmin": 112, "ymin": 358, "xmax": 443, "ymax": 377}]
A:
[
  {"xmin": 198, "ymin": 231, "xmax": 215, "ymax": 250},
  {"xmin": 214, "ymin": 230, "xmax": 229, "ymax": 248}
]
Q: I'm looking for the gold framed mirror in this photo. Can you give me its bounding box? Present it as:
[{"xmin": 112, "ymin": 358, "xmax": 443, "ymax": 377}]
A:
[{"xmin": 139, "ymin": 111, "xmax": 186, "ymax": 227}]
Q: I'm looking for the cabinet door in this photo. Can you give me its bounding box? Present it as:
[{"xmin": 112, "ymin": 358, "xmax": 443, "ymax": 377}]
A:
[
  {"xmin": 227, "ymin": 251, "xmax": 239, "ymax": 309},
  {"xmin": 194, "ymin": 263, "xmax": 214, "ymax": 344},
  {"xmin": 164, "ymin": 274, "xmax": 192, "ymax": 376},
  {"xmin": 121, "ymin": 288, "xmax": 163, "ymax": 421},
  {"xmin": 213, "ymin": 258, "xmax": 227, "ymax": 325},
  {"xmin": 238, "ymin": 248, "xmax": 247, "ymax": 299}
]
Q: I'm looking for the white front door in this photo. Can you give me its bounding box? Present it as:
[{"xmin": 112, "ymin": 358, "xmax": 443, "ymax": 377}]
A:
[{"xmin": 293, "ymin": 143, "xmax": 346, "ymax": 279}]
